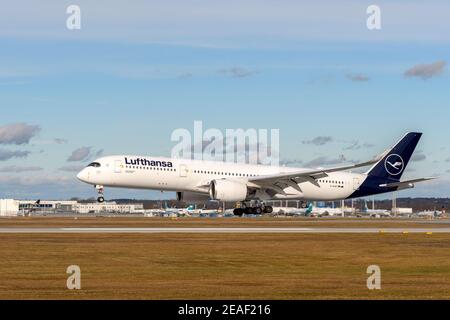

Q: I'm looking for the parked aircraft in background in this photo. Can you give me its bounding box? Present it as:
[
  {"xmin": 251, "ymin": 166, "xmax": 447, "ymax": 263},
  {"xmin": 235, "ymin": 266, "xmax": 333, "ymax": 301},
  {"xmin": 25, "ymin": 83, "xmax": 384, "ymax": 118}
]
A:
[
  {"xmin": 416, "ymin": 210, "xmax": 445, "ymax": 218},
  {"xmin": 310, "ymin": 205, "xmax": 344, "ymax": 217},
  {"xmin": 360, "ymin": 200, "xmax": 391, "ymax": 217},
  {"xmin": 272, "ymin": 203, "xmax": 314, "ymax": 216}
]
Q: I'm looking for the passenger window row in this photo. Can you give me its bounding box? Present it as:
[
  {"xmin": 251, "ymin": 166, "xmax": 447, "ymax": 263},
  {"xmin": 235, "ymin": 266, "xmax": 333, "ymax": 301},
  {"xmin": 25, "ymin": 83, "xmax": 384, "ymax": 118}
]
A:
[
  {"xmin": 126, "ymin": 166, "xmax": 176, "ymax": 172},
  {"xmin": 318, "ymin": 179, "xmax": 345, "ymax": 185},
  {"xmin": 193, "ymin": 170, "xmax": 257, "ymax": 177}
]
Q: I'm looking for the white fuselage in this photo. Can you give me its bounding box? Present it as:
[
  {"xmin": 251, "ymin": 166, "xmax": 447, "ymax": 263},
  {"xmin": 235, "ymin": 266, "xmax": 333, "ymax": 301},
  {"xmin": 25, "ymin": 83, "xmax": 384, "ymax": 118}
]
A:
[{"xmin": 77, "ymin": 156, "xmax": 368, "ymax": 201}]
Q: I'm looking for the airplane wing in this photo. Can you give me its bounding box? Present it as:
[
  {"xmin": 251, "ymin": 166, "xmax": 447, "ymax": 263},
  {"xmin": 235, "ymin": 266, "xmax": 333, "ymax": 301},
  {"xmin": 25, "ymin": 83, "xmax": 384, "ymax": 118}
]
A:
[
  {"xmin": 247, "ymin": 158, "xmax": 380, "ymax": 195},
  {"xmin": 379, "ymin": 177, "xmax": 437, "ymax": 189}
]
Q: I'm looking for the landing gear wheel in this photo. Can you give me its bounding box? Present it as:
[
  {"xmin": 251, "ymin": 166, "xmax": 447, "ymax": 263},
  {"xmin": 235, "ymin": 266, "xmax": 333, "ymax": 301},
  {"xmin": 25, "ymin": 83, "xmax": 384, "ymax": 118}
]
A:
[
  {"xmin": 234, "ymin": 201, "xmax": 271, "ymax": 216},
  {"xmin": 244, "ymin": 207, "xmax": 254, "ymax": 215},
  {"xmin": 264, "ymin": 206, "xmax": 273, "ymax": 214},
  {"xmin": 95, "ymin": 185, "xmax": 105, "ymax": 203}
]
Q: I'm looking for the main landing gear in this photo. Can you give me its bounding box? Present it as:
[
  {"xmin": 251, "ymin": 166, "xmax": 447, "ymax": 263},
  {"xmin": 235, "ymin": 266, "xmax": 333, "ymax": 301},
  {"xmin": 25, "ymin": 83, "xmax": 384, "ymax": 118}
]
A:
[
  {"xmin": 233, "ymin": 201, "xmax": 273, "ymax": 216},
  {"xmin": 95, "ymin": 185, "xmax": 105, "ymax": 203}
]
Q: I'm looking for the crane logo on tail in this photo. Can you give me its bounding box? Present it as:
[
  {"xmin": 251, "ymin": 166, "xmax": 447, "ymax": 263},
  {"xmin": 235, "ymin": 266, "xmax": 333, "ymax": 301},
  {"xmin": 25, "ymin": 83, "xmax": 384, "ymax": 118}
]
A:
[{"xmin": 384, "ymin": 154, "xmax": 404, "ymax": 176}]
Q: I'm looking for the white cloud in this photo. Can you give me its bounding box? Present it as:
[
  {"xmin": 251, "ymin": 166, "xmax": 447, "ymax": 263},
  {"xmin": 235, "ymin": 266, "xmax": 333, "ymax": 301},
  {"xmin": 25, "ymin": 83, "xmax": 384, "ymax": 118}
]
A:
[
  {"xmin": 404, "ymin": 61, "xmax": 446, "ymax": 80},
  {"xmin": 346, "ymin": 73, "xmax": 370, "ymax": 82},
  {"xmin": 218, "ymin": 67, "xmax": 257, "ymax": 78},
  {"xmin": 67, "ymin": 147, "xmax": 92, "ymax": 162},
  {"xmin": 0, "ymin": 149, "xmax": 30, "ymax": 161},
  {"xmin": 302, "ymin": 136, "xmax": 333, "ymax": 146},
  {"xmin": 59, "ymin": 165, "xmax": 85, "ymax": 172},
  {"xmin": 54, "ymin": 138, "xmax": 68, "ymax": 144},
  {"xmin": 1, "ymin": 1, "xmax": 449, "ymax": 46},
  {"xmin": 280, "ymin": 159, "xmax": 303, "ymax": 167},
  {"xmin": 0, "ymin": 123, "xmax": 40, "ymax": 145},
  {"xmin": 304, "ymin": 155, "xmax": 347, "ymax": 167},
  {"xmin": 411, "ymin": 152, "xmax": 427, "ymax": 162},
  {"xmin": 32, "ymin": 138, "xmax": 68, "ymax": 145},
  {"xmin": 344, "ymin": 141, "xmax": 374, "ymax": 150},
  {"xmin": 0, "ymin": 166, "xmax": 43, "ymax": 173},
  {"xmin": 0, "ymin": 174, "xmax": 73, "ymax": 186},
  {"xmin": 67, "ymin": 147, "xmax": 103, "ymax": 162}
]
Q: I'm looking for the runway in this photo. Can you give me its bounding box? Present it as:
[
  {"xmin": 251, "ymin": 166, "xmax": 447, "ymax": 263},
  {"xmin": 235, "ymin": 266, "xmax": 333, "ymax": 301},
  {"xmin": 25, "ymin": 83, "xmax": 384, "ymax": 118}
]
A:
[{"xmin": 0, "ymin": 227, "xmax": 449, "ymax": 234}]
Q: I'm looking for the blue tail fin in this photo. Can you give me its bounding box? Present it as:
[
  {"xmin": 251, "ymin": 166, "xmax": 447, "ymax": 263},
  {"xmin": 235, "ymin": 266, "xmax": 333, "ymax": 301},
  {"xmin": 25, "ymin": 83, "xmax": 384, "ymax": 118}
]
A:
[{"xmin": 366, "ymin": 132, "xmax": 422, "ymax": 181}]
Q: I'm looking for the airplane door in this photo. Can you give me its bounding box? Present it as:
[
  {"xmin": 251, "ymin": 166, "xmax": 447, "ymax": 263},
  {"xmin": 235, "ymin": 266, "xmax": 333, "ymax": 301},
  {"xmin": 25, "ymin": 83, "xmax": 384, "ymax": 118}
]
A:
[
  {"xmin": 179, "ymin": 164, "xmax": 189, "ymax": 177},
  {"xmin": 115, "ymin": 160, "xmax": 122, "ymax": 173},
  {"xmin": 353, "ymin": 177, "xmax": 361, "ymax": 191}
]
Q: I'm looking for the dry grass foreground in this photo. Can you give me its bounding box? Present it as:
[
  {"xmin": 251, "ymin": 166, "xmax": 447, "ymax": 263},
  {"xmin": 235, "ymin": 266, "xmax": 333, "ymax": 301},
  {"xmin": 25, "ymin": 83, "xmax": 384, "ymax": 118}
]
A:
[{"xmin": 1, "ymin": 232, "xmax": 449, "ymax": 299}]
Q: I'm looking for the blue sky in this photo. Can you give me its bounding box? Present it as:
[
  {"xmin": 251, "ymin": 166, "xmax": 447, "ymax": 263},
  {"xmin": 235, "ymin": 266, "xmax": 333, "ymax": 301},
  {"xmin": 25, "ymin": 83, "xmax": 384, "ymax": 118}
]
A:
[{"xmin": 0, "ymin": 0, "xmax": 449, "ymax": 199}]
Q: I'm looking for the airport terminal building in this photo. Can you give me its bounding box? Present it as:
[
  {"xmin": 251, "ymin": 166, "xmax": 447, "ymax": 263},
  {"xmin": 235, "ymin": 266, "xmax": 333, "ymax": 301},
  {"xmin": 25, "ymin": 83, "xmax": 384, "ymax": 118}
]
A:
[
  {"xmin": 0, "ymin": 199, "xmax": 20, "ymax": 217},
  {"xmin": 0, "ymin": 199, "xmax": 144, "ymax": 216}
]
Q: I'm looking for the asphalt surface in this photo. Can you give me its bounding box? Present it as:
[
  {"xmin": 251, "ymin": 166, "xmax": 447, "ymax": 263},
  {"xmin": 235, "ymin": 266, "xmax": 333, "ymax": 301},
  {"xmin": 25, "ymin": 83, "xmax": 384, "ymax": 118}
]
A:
[{"xmin": 0, "ymin": 227, "xmax": 448, "ymax": 234}]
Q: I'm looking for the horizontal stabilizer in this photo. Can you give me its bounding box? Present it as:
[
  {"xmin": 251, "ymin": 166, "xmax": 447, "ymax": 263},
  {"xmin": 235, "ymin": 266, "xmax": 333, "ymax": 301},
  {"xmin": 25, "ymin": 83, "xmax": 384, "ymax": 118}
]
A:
[{"xmin": 379, "ymin": 177, "xmax": 436, "ymax": 189}]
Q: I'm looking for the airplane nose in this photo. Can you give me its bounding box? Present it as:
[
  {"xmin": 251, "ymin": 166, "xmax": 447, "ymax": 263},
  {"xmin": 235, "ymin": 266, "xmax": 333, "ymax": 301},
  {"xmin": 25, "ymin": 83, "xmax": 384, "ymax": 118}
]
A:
[{"xmin": 77, "ymin": 168, "xmax": 89, "ymax": 182}]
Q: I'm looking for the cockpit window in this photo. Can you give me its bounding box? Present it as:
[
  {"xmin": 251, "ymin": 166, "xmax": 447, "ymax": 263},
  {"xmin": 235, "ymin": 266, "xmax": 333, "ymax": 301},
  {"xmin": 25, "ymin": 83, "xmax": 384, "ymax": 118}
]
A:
[{"xmin": 87, "ymin": 162, "xmax": 101, "ymax": 168}]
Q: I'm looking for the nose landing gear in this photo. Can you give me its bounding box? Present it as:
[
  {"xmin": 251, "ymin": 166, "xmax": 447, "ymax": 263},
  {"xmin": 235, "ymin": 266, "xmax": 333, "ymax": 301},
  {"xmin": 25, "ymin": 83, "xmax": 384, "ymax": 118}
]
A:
[{"xmin": 95, "ymin": 185, "xmax": 105, "ymax": 203}]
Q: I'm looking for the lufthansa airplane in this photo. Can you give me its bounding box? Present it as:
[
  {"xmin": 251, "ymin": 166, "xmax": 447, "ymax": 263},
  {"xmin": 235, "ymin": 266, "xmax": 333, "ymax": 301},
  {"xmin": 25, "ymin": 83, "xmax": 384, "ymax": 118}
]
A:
[{"xmin": 77, "ymin": 132, "xmax": 434, "ymax": 215}]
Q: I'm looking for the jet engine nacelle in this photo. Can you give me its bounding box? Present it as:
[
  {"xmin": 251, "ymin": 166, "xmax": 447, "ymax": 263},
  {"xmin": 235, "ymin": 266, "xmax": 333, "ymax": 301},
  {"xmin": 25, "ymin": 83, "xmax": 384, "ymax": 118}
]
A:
[
  {"xmin": 209, "ymin": 179, "xmax": 248, "ymax": 202},
  {"xmin": 176, "ymin": 191, "xmax": 211, "ymax": 203}
]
